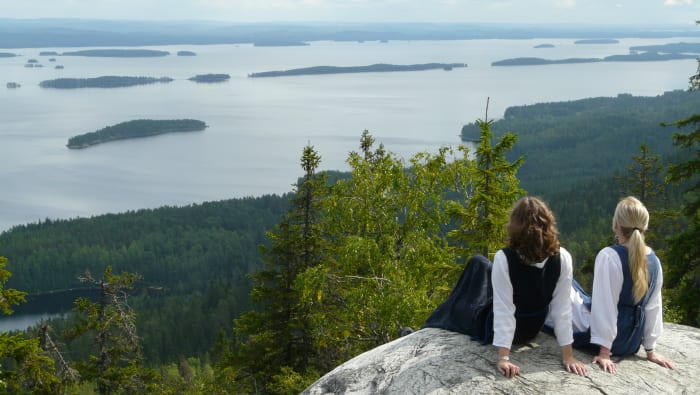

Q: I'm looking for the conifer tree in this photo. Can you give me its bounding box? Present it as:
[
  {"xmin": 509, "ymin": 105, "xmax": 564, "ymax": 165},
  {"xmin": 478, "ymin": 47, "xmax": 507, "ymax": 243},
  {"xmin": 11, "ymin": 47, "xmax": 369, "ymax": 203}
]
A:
[
  {"xmin": 229, "ymin": 144, "xmax": 327, "ymax": 394},
  {"xmin": 297, "ymin": 131, "xmax": 467, "ymax": 372},
  {"xmin": 0, "ymin": 256, "xmax": 63, "ymax": 394},
  {"xmin": 663, "ymin": 23, "xmax": 700, "ymax": 325},
  {"xmin": 67, "ymin": 266, "xmax": 155, "ymax": 394},
  {"xmin": 448, "ymin": 110, "xmax": 524, "ymax": 259}
]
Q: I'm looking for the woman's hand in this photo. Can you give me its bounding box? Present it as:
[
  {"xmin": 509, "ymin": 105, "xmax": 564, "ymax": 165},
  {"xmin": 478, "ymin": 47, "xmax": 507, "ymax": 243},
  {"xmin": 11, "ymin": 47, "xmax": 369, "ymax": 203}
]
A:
[
  {"xmin": 647, "ymin": 351, "xmax": 675, "ymax": 369},
  {"xmin": 497, "ymin": 359, "xmax": 520, "ymax": 378},
  {"xmin": 563, "ymin": 355, "xmax": 588, "ymax": 376},
  {"xmin": 592, "ymin": 354, "xmax": 616, "ymax": 373}
]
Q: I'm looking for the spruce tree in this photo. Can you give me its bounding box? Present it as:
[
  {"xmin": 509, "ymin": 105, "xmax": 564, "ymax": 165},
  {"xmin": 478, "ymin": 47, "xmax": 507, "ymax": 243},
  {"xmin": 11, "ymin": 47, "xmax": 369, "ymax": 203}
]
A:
[{"xmin": 229, "ymin": 144, "xmax": 327, "ymax": 394}]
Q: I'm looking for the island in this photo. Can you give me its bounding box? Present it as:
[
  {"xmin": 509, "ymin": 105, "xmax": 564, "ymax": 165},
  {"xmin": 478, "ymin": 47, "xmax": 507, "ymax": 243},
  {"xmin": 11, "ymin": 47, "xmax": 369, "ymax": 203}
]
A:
[
  {"xmin": 534, "ymin": 43, "xmax": 555, "ymax": 48},
  {"xmin": 574, "ymin": 39, "xmax": 619, "ymax": 44},
  {"xmin": 0, "ymin": 52, "xmax": 17, "ymax": 58},
  {"xmin": 6, "ymin": 82, "xmax": 21, "ymax": 89},
  {"xmin": 177, "ymin": 51, "xmax": 197, "ymax": 56},
  {"xmin": 629, "ymin": 42, "xmax": 700, "ymax": 54},
  {"xmin": 188, "ymin": 73, "xmax": 231, "ymax": 83},
  {"xmin": 39, "ymin": 76, "xmax": 173, "ymax": 89},
  {"xmin": 492, "ymin": 51, "xmax": 697, "ymax": 66},
  {"xmin": 66, "ymin": 119, "xmax": 207, "ymax": 149},
  {"xmin": 39, "ymin": 51, "xmax": 59, "ymax": 56},
  {"xmin": 61, "ymin": 49, "xmax": 170, "ymax": 57},
  {"xmin": 248, "ymin": 63, "xmax": 468, "ymax": 78},
  {"xmin": 55, "ymin": 65, "xmax": 64, "ymax": 69}
]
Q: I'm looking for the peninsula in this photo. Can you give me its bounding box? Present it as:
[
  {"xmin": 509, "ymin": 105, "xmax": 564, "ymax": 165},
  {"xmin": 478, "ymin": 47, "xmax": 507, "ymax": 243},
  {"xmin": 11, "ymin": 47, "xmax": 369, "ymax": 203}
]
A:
[
  {"xmin": 574, "ymin": 39, "xmax": 619, "ymax": 44},
  {"xmin": 249, "ymin": 63, "xmax": 467, "ymax": 77},
  {"xmin": 39, "ymin": 76, "xmax": 173, "ymax": 89},
  {"xmin": 67, "ymin": 119, "xmax": 207, "ymax": 149}
]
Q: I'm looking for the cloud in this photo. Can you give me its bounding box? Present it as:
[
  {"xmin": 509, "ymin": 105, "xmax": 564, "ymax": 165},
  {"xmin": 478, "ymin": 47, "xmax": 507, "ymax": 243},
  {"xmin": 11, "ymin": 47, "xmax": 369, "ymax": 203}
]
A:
[{"xmin": 664, "ymin": 0, "xmax": 692, "ymax": 5}]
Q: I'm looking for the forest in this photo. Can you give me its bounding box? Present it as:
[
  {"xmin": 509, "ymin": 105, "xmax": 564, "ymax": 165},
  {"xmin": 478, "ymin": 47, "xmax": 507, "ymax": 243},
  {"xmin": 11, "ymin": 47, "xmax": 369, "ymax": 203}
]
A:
[{"xmin": 0, "ymin": 66, "xmax": 699, "ymax": 395}]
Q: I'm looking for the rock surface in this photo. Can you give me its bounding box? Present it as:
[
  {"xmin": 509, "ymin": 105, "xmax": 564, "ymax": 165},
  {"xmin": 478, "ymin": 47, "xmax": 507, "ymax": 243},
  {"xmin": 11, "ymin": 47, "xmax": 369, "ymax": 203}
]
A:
[{"xmin": 303, "ymin": 324, "xmax": 698, "ymax": 394}]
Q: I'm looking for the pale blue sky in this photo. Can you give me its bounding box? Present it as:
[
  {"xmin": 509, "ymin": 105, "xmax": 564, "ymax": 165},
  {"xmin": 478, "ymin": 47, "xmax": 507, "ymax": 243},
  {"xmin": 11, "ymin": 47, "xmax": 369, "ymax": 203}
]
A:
[{"xmin": 0, "ymin": 0, "xmax": 697, "ymax": 25}]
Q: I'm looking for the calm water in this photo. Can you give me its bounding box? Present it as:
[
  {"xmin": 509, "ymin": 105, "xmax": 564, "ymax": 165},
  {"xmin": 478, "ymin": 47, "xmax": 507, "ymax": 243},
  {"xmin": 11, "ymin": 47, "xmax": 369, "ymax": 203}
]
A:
[{"xmin": 0, "ymin": 38, "xmax": 697, "ymax": 232}]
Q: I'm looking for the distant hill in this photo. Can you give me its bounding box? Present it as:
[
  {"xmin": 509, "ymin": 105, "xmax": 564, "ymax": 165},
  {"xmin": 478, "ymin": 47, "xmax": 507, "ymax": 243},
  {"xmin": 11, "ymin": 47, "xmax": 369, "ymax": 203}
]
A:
[{"xmin": 1, "ymin": 19, "xmax": 700, "ymax": 48}]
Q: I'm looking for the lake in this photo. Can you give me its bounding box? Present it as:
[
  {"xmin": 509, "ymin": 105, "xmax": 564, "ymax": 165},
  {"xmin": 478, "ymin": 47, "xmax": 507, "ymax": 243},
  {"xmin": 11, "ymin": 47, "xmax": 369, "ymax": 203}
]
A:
[{"xmin": 0, "ymin": 38, "xmax": 697, "ymax": 233}]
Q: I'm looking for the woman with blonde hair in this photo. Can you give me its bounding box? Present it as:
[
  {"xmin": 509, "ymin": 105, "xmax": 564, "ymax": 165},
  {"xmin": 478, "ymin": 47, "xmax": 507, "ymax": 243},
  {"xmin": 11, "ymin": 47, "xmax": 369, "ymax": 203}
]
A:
[{"xmin": 572, "ymin": 196, "xmax": 674, "ymax": 372}]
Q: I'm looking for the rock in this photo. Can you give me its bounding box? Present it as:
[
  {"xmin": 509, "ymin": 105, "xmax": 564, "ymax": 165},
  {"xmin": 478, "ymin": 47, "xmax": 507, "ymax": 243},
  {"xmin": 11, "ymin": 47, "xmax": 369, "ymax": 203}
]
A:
[{"xmin": 303, "ymin": 323, "xmax": 698, "ymax": 394}]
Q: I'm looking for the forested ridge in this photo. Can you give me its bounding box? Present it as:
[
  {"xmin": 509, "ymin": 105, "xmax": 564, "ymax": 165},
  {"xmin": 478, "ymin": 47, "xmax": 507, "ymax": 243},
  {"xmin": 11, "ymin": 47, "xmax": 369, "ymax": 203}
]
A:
[{"xmin": 1, "ymin": 88, "xmax": 699, "ymax": 394}]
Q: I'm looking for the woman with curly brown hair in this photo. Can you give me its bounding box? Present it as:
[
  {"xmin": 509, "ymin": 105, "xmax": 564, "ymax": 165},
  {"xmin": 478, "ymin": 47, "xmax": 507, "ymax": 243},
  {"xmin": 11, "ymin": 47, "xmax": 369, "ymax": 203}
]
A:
[
  {"xmin": 492, "ymin": 196, "xmax": 586, "ymax": 378},
  {"xmin": 424, "ymin": 196, "xmax": 587, "ymax": 378}
]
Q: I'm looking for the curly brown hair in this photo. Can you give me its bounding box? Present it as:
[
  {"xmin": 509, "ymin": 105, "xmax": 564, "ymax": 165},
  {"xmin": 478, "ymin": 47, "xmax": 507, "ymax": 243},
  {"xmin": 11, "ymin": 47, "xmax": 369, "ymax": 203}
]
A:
[{"xmin": 507, "ymin": 196, "xmax": 560, "ymax": 264}]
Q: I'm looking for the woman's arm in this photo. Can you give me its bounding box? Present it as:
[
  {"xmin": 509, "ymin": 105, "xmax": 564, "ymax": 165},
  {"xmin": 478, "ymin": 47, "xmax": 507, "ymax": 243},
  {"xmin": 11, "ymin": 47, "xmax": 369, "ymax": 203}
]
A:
[
  {"xmin": 590, "ymin": 248, "xmax": 623, "ymax": 350},
  {"xmin": 550, "ymin": 247, "xmax": 574, "ymax": 346},
  {"xmin": 492, "ymin": 250, "xmax": 516, "ymax": 349},
  {"xmin": 644, "ymin": 258, "xmax": 674, "ymax": 369}
]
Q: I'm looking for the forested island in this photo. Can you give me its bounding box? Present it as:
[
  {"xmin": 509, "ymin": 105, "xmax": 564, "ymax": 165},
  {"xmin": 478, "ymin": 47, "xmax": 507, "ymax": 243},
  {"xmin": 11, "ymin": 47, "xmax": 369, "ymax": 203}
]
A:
[
  {"xmin": 61, "ymin": 49, "xmax": 170, "ymax": 57},
  {"xmin": 39, "ymin": 51, "xmax": 59, "ymax": 56},
  {"xmin": 66, "ymin": 119, "xmax": 207, "ymax": 149},
  {"xmin": 0, "ymin": 52, "xmax": 17, "ymax": 57},
  {"xmin": 249, "ymin": 62, "xmax": 467, "ymax": 77},
  {"xmin": 253, "ymin": 40, "xmax": 309, "ymax": 46},
  {"xmin": 492, "ymin": 51, "xmax": 697, "ymax": 66},
  {"xmin": 177, "ymin": 50, "xmax": 196, "ymax": 56},
  {"xmin": 39, "ymin": 76, "xmax": 173, "ymax": 89},
  {"xmin": 188, "ymin": 73, "xmax": 231, "ymax": 83},
  {"xmin": 534, "ymin": 43, "xmax": 555, "ymax": 48}
]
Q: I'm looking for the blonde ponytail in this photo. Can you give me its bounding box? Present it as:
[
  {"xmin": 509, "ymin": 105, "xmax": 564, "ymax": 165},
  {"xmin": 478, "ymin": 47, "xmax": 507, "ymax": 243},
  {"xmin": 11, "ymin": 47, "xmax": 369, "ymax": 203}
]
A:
[{"xmin": 613, "ymin": 197, "xmax": 650, "ymax": 303}]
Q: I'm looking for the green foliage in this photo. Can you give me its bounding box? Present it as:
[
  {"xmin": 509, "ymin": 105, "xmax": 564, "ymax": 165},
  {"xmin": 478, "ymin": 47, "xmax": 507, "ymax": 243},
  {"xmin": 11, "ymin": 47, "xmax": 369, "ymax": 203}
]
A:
[
  {"xmin": 66, "ymin": 119, "xmax": 206, "ymax": 148},
  {"xmin": 0, "ymin": 196, "xmax": 289, "ymax": 364},
  {"xmin": 663, "ymin": 112, "xmax": 700, "ymax": 326},
  {"xmin": 0, "ymin": 257, "xmax": 63, "ymax": 394},
  {"xmin": 461, "ymin": 90, "xmax": 700, "ymax": 196},
  {"xmin": 67, "ymin": 266, "xmax": 157, "ymax": 394},
  {"xmin": 295, "ymin": 131, "xmax": 476, "ymax": 373},
  {"xmin": 230, "ymin": 144, "xmax": 328, "ymax": 393},
  {"xmin": 449, "ymin": 119, "xmax": 524, "ymax": 259}
]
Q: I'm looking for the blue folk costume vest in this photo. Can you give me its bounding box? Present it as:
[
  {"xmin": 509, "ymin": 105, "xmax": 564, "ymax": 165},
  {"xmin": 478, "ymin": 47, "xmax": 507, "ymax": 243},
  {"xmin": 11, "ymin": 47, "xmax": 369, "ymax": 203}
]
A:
[
  {"xmin": 572, "ymin": 245, "xmax": 660, "ymax": 355},
  {"xmin": 422, "ymin": 249, "xmax": 560, "ymax": 345}
]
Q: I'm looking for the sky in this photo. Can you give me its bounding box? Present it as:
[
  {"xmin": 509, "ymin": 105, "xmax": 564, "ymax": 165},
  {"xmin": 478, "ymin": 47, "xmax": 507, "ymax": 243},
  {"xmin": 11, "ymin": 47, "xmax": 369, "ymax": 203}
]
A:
[{"xmin": 0, "ymin": 0, "xmax": 698, "ymax": 25}]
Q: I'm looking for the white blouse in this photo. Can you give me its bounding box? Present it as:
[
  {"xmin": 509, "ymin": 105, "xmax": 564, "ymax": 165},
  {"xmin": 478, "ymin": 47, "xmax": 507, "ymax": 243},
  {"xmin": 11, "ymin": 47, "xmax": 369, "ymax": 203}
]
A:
[
  {"xmin": 589, "ymin": 246, "xmax": 663, "ymax": 352},
  {"xmin": 492, "ymin": 247, "xmax": 574, "ymax": 349}
]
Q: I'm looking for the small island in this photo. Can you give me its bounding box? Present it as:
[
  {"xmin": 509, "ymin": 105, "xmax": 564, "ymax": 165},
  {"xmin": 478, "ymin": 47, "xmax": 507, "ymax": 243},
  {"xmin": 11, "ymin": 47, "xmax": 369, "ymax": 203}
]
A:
[
  {"xmin": 574, "ymin": 39, "xmax": 619, "ymax": 44},
  {"xmin": 61, "ymin": 49, "xmax": 170, "ymax": 57},
  {"xmin": 67, "ymin": 119, "xmax": 207, "ymax": 149},
  {"xmin": 177, "ymin": 51, "xmax": 197, "ymax": 56},
  {"xmin": 188, "ymin": 73, "xmax": 231, "ymax": 83},
  {"xmin": 492, "ymin": 57, "xmax": 600, "ymax": 66},
  {"xmin": 6, "ymin": 82, "xmax": 21, "ymax": 89},
  {"xmin": 534, "ymin": 43, "xmax": 555, "ymax": 48},
  {"xmin": 39, "ymin": 76, "xmax": 173, "ymax": 89},
  {"xmin": 249, "ymin": 63, "xmax": 467, "ymax": 78},
  {"xmin": 39, "ymin": 51, "xmax": 59, "ymax": 56},
  {"xmin": 0, "ymin": 52, "xmax": 17, "ymax": 58}
]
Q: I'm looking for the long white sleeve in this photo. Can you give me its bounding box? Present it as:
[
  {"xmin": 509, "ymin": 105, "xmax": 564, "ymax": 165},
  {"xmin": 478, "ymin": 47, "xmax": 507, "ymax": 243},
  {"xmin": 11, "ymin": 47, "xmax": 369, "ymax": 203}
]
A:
[
  {"xmin": 590, "ymin": 247, "xmax": 623, "ymax": 349},
  {"xmin": 643, "ymin": 257, "xmax": 664, "ymax": 351},
  {"xmin": 549, "ymin": 247, "xmax": 574, "ymax": 346},
  {"xmin": 492, "ymin": 250, "xmax": 516, "ymax": 349},
  {"xmin": 492, "ymin": 248, "xmax": 574, "ymax": 349}
]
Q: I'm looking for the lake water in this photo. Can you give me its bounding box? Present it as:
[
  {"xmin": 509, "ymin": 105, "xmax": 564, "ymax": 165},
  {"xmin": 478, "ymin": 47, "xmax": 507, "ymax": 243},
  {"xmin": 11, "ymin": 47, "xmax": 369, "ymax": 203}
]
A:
[{"xmin": 0, "ymin": 38, "xmax": 698, "ymax": 233}]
